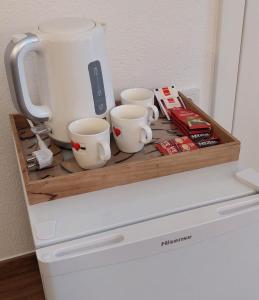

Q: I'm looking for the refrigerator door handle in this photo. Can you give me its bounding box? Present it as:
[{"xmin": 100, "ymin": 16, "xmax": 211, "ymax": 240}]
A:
[
  {"xmin": 217, "ymin": 197, "xmax": 259, "ymax": 216},
  {"xmin": 53, "ymin": 234, "xmax": 124, "ymax": 258}
]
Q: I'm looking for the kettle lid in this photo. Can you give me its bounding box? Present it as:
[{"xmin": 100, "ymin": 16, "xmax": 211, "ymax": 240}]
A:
[{"xmin": 39, "ymin": 18, "xmax": 96, "ymax": 34}]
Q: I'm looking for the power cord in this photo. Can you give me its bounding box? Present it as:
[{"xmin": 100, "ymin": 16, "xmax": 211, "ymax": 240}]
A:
[{"xmin": 26, "ymin": 120, "xmax": 53, "ymax": 170}]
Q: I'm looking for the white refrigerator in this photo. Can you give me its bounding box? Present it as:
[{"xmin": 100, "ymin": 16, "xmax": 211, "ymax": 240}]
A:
[{"xmin": 20, "ymin": 162, "xmax": 259, "ymax": 300}]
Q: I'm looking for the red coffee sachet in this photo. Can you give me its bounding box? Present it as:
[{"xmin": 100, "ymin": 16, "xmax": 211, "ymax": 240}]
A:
[
  {"xmin": 173, "ymin": 136, "xmax": 198, "ymax": 152},
  {"xmin": 170, "ymin": 108, "xmax": 211, "ymax": 132},
  {"xmin": 173, "ymin": 118, "xmax": 211, "ymax": 135},
  {"xmin": 155, "ymin": 140, "xmax": 179, "ymax": 155},
  {"xmin": 155, "ymin": 136, "xmax": 199, "ymax": 155}
]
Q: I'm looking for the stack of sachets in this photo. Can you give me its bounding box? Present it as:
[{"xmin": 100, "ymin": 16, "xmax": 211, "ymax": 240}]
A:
[
  {"xmin": 169, "ymin": 107, "xmax": 220, "ymax": 147},
  {"xmin": 154, "ymin": 86, "xmax": 220, "ymax": 154}
]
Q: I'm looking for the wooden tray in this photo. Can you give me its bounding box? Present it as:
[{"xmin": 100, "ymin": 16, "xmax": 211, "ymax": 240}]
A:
[{"xmin": 10, "ymin": 93, "xmax": 240, "ymax": 205}]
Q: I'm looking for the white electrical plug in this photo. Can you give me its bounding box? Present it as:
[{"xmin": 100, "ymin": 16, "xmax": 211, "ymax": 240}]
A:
[
  {"xmin": 26, "ymin": 120, "xmax": 53, "ymax": 170},
  {"xmin": 30, "ymin": 148, "xmax": 53, "ymax": 170}
]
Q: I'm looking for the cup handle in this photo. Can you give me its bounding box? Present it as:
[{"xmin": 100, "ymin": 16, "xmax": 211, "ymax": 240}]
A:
[
  {"xmin": 98, "ymin": 141, "xmax": 111, "ymax": 161},
  {"xmin": 147, "ymin": 104, "xmax": 159, "ymax": 123},
  {"xmin": 140, "ymin": 125, "xmax": 152, "ymax": 144}
]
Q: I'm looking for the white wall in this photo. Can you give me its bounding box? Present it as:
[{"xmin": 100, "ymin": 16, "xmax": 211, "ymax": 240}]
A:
[
  {"xmin": 232, "ymin": 0, "xmax": 259, "ymax": 170},
  {"xmin": 0, "ymin": 0, "xmax": 219, "ymax": 260}
]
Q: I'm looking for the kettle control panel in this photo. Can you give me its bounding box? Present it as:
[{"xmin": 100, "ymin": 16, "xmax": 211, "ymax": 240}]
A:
[{"xmin": 88, "ymin": 60, "xmax": 107, "ymax": 115}]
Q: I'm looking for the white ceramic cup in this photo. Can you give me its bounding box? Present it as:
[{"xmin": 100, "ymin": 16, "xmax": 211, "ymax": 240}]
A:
[
  {"xmin": 110, "ymin": 104, "xmax": 152, "ymax": 153},
  {"xmin": 68, "ymin": 118, "xmax": 111, "ymax": 169},
  {"xmin": 120, "ymin": 88, "xmax": 159, "ymax": 123}
]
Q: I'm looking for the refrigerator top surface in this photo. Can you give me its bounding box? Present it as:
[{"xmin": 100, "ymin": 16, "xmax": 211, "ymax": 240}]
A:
[{"xmin": 28, "ymin": 162, "xmax": 255, "ymax": 248}]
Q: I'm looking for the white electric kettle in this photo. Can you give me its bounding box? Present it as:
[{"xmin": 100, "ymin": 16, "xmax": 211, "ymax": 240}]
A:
[{"xmin": 5, "ymin": 18, "xmax": 115, "ymax": 145}]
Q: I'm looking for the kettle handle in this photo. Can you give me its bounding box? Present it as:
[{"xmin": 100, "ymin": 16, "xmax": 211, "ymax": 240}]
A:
[{"xmin": 5, "ymin": 33, "xmax": 51, "ymax": 122}]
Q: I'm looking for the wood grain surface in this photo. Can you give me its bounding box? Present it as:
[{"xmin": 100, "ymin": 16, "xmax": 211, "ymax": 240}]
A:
[
  {"xmin": 10, "ymin": 94, "xmax": 240, "ymax": 204},
  {"xmin": 0, "ymin": 253, "xmax": 45, "ymax": 300}
]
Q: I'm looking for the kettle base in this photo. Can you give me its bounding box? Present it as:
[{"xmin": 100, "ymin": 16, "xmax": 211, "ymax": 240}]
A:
[{"xmin": 52, "ymin": 138, "xmax": 72, "ymax": 150}]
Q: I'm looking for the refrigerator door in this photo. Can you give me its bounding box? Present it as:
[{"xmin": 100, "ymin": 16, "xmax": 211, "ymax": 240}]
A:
[
  {"xmin": 37, "ymin": 194, "xmax": 259, "ymax": 300},
  {"xmin": 29, "ymin": 163, "xmax": 255, "ymax": 248}
]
